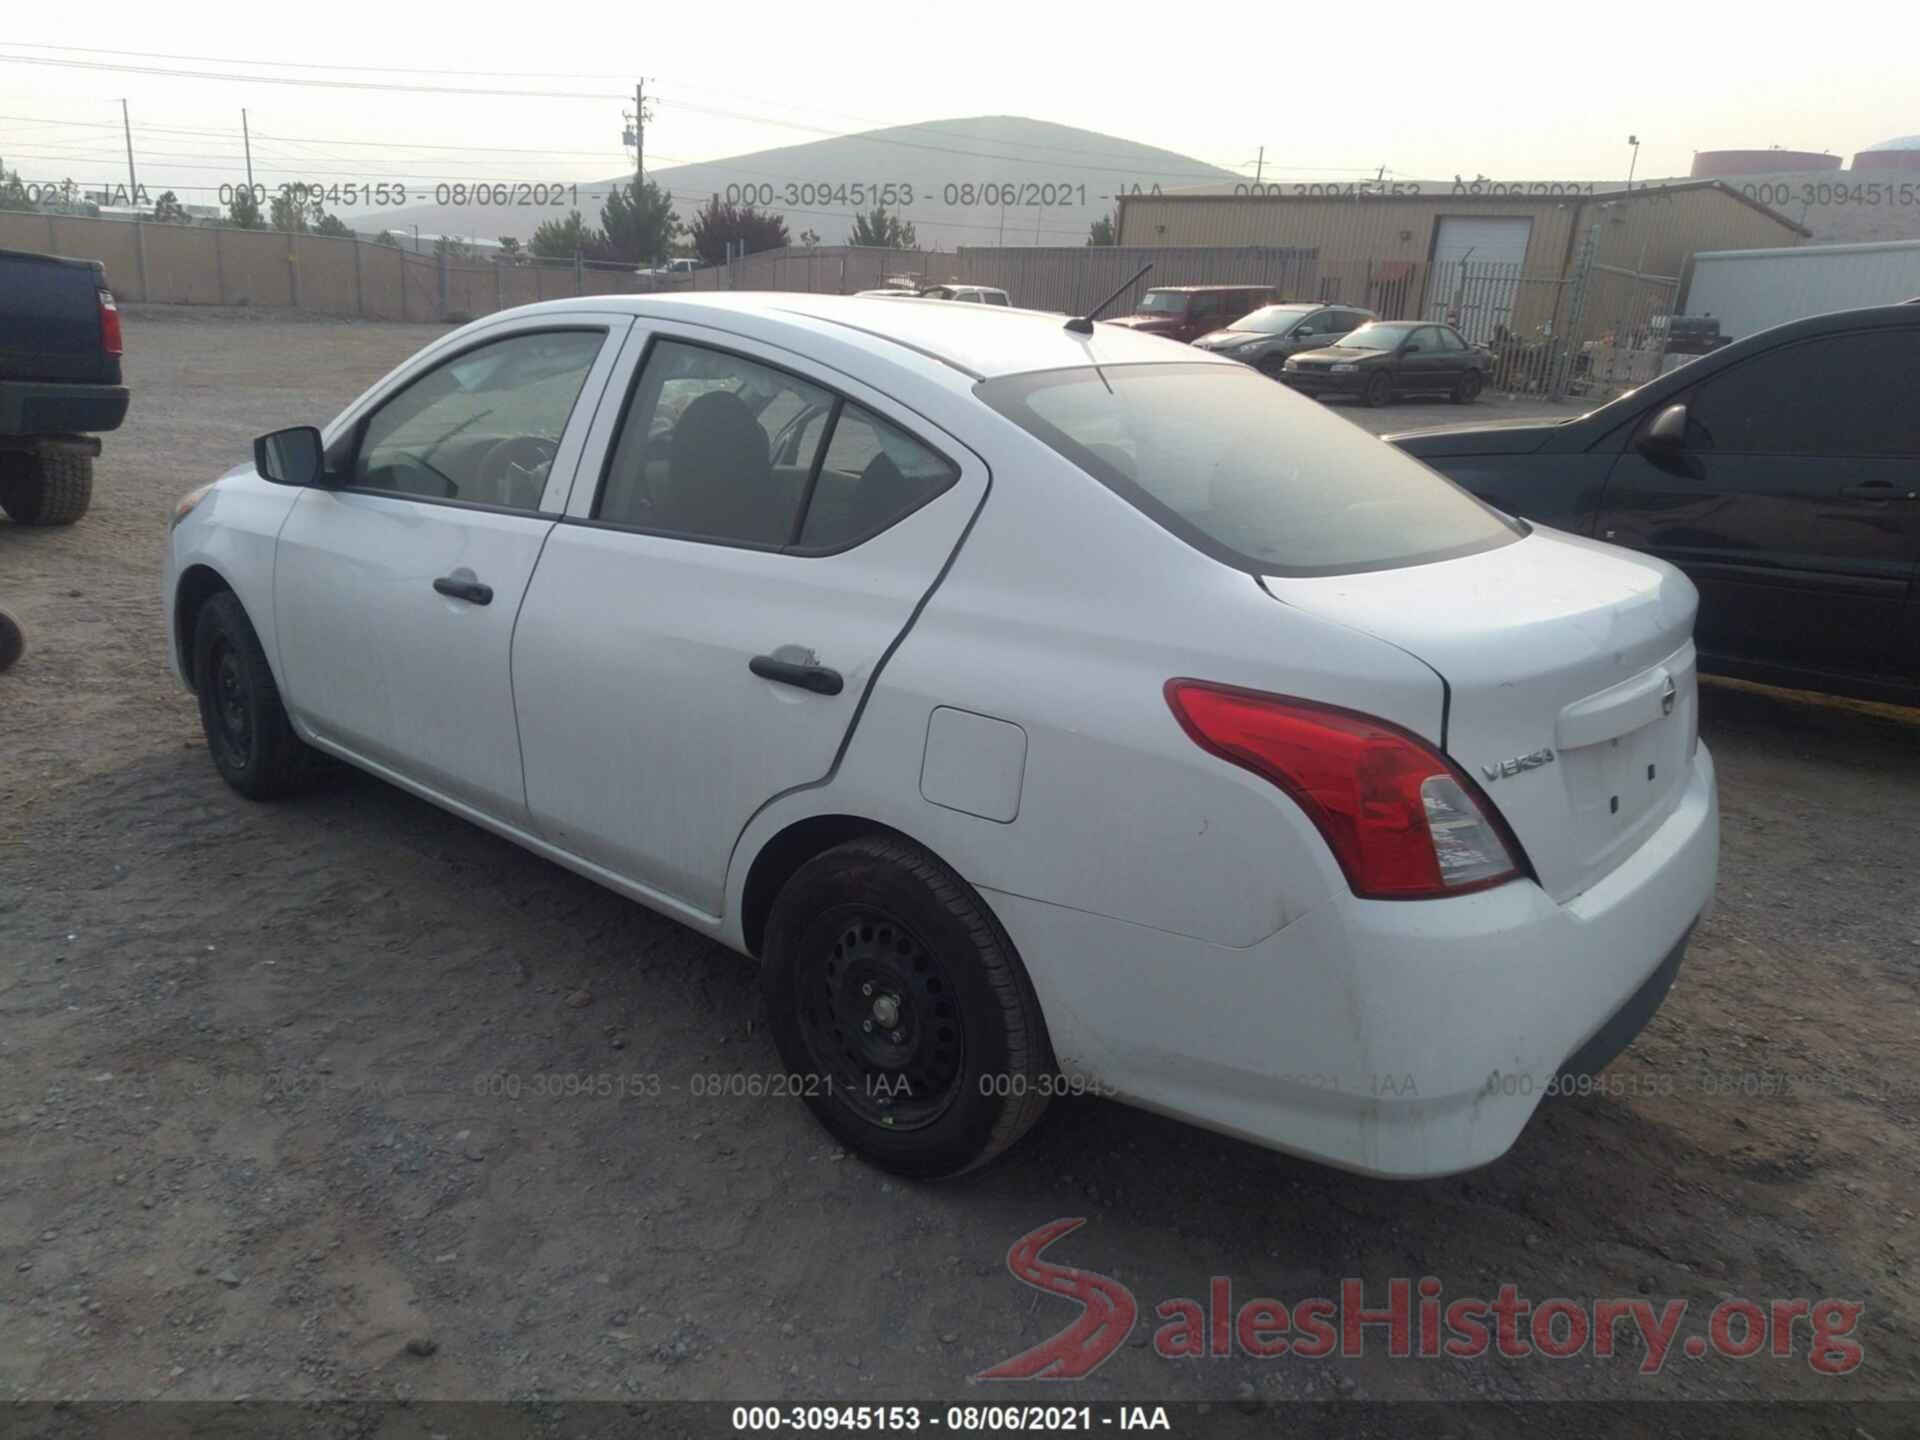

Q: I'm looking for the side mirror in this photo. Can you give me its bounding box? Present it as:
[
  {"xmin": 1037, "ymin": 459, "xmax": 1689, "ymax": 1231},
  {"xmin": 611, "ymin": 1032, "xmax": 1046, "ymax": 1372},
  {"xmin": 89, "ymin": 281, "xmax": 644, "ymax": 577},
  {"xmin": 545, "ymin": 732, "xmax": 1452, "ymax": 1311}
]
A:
[
  {"xmin": 1404, "ymin": 342, "xmax": 1422, "ymax": 354},
  {"xmin": 254, "ymin": 426, "xmax": 325, "ymax": 487},
  {"xmin": 1296, "ymin": 327, "xmax": 1316, "ymax": 338},
  {"xmin": 1639, "ymin": 403, "xmax": 1689, "ymax": 455}
]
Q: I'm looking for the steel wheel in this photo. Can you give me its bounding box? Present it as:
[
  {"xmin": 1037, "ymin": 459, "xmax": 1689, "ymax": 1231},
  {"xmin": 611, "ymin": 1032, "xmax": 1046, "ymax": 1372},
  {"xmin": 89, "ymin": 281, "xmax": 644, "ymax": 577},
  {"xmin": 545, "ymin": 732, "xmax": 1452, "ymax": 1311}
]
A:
[{"xmin": 795, "ymin": 906, "xmax": 966, "ymax": 1132}]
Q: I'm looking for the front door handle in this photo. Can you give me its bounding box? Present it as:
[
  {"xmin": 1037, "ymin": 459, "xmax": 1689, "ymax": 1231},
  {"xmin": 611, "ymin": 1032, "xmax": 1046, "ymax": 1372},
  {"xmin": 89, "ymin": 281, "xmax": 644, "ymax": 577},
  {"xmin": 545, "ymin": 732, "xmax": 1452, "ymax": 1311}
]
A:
[
  {"xmin": 433, "ymin": 575, "xmax": 494, "ymax": 605},
  {"xmin": 750, "ymin": 654, "xmax": 844, "ymax": 696},
  {"xmin": 1838, "ymin": 482, "xmax": 1912, "ymax": 500}
]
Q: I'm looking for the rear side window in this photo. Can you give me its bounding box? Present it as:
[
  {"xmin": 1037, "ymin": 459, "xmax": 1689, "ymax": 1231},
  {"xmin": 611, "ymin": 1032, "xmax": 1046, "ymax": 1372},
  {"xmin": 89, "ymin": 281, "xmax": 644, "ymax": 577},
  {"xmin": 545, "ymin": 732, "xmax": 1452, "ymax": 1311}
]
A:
[
  {"xmin": 978, "ymin": 362, "xmax": 1520, "ymax": 577},
  {"xmin": 799, "ymin": 405, "xmax": 959, "ymax": 549}
]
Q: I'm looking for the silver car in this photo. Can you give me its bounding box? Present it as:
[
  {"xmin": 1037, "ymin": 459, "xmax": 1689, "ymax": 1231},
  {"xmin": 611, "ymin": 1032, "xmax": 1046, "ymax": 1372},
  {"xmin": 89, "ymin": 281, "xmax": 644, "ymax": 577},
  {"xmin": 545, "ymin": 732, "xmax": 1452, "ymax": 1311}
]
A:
[{"xmin": 1192, "ymin": 302, "xmax": 1376, "ymax": 376}]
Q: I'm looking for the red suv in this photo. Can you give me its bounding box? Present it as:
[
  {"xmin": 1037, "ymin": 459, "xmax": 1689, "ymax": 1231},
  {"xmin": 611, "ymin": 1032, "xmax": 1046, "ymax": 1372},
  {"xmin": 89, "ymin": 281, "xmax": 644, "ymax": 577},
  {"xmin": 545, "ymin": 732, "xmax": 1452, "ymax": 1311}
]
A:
[{"xmin": 1100, "ymin": 285, "xmax": 1274, "ymax": 344}]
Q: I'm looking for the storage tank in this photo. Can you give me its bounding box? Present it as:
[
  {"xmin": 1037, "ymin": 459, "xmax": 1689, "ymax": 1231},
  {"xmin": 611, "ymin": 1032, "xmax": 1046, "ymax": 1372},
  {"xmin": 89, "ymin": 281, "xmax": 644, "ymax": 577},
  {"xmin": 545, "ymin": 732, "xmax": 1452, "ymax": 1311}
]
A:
[
  {"xmin": 1690, "ymin": 148, "xmax": 1842, "ymax": 177},
  {"xmin": 1851, "ymin": 136, "xmax": 1920, "ymax": 173}
]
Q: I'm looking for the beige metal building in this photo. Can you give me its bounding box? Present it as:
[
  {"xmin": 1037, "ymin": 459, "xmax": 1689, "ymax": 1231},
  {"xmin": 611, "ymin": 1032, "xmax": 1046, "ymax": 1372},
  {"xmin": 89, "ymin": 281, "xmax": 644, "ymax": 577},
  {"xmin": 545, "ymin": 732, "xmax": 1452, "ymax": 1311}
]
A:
[{"xmin": 1115, "ymin": 181, "xmax": 1809, "ymax": 363}]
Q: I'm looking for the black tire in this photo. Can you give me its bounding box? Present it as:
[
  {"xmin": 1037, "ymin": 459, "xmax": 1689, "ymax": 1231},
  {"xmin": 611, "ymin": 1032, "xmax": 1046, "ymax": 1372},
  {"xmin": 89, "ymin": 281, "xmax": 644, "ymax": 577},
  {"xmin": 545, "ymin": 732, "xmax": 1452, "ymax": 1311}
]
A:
[
  {"xmin": 0, "ymin": 611, "xmax": 23, "ymax": 673},
  {"xmin": 1452, "ymin": 370, "xmax": 1485, "ymax": 404},
  {"xmin": 0, "ymin": 450, "xmax": 94, "ymax": 525},
  {"xmin": 1363, "ymin": 371, "xmax": 1393, "ymax": 407},
  {"xmin": 764, "ymin": 835, "xmax": 1054, "ymax": 1178},
  {"xmin": 191, "ymin": 591, "xmax": 312, "ymax": 799}
]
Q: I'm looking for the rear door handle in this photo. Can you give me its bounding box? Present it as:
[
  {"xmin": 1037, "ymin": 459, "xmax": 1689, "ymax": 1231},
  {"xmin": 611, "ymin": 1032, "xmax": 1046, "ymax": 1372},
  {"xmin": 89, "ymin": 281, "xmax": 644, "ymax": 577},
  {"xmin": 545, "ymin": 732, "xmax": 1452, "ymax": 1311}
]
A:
[
  {"xmin": 749, "ymin": 654, "xmax": 844, "ymax": 696},
  {"xmin": 433, "ymin": 575, "xmax": 494, "ymax": 605}
]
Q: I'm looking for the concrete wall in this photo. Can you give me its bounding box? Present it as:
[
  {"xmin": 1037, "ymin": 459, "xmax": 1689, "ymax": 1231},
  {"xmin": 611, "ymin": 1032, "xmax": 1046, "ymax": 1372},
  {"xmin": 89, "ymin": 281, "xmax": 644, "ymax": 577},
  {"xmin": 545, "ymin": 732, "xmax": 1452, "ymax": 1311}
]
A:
[{"xmin": 0, "ymin": 210, "xmax": 655, "ymax": 320}]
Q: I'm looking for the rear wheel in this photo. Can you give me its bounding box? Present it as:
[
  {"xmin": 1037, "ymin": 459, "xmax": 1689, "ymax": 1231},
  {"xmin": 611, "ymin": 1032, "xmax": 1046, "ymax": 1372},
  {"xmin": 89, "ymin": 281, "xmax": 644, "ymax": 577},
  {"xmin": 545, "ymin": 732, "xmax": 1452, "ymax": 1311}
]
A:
[
  {"xmin": 0, "ymin": 450, "xmax": 93, "ymax": 525},
  {"xmin": 764, "ymin": 835, "xmax": 1054, "ymax": 1178},
  {"xmin": 192, "ymin": 591, "xmax": 313, "ymax": 799},
  {"xmin": 0, "ymin": 611, "xmax": 23, "ymax": 673},
  {"xmin": 1363, "ymin": 372, "xmax": 1394, "ymax": 407},
  {"xmin": 1452, "ymin": 370, "xmax": 1485, "ymax": 404}
]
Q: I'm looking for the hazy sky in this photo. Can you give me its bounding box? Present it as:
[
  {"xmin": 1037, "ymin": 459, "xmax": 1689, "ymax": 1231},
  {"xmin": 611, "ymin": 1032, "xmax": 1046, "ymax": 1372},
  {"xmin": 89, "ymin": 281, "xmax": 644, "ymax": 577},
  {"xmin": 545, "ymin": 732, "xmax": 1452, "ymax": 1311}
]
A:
[{"xmin": 2, "ymin": 1, "xmax": 1912, "ymax": 206}]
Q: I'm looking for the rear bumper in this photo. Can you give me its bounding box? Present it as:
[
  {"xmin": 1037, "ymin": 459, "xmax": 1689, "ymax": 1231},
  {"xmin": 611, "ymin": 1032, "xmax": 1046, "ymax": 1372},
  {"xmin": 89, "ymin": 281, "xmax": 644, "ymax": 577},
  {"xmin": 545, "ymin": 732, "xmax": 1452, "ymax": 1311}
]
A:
[
  {"xmin": 983, "ymin": 743, "xmax": 1718, "ymax": 1178},
  {"xmin": 0, "ymin": 380, "xmax": 130, "ymax": 437}
]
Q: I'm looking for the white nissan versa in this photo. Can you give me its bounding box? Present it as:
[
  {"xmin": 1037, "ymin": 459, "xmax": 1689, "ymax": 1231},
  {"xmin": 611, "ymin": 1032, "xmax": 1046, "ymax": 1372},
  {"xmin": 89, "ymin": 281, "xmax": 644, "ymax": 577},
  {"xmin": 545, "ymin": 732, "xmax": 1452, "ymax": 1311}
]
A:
[{"xmin": 164, "ymin": 294, "xmax": 1719, "ymax": 1179}]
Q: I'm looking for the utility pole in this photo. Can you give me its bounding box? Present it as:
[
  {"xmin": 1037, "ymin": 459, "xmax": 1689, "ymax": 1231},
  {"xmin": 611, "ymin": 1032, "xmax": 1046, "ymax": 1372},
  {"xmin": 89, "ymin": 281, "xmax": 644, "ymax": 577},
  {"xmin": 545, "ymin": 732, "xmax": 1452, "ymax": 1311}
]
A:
[
  {"xmin": 1247, "ymin": 146, "xmax": 1265, "ymax": 184},
  {"xmin": 634, "ymin": 80, "xmax": 646, "ymax": 190},
  {"xmin": 1625, "ymin": 134, "xmax": 1640, "ymax": 191},
  {"xmin": 120, "ymin": 99, "xmax": 138, "ymax": 205},
  {"xmin": 242, "ymin": 108, "xmax": 255, "ymax": 193}
]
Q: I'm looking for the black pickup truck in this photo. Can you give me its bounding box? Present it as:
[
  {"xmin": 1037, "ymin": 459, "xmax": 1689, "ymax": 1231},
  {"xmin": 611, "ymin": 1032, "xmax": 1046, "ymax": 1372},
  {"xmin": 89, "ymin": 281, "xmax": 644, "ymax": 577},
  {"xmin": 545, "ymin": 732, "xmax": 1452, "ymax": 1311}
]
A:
[
  {"xmin": 0, "ymin": 247, "xmax": 130, "ymax": 525},
  {"xmin": 1392, "ymin": 304, "xmax": 1920, "ymax": 707}
]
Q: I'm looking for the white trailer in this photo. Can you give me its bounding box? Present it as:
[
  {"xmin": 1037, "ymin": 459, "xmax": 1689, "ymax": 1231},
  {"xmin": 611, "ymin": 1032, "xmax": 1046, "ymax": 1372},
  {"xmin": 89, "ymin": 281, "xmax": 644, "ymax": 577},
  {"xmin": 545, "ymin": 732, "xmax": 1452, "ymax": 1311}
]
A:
[{"xmin": 1681, "ymin": 239, "xmax": 1920, "ymax": 340}]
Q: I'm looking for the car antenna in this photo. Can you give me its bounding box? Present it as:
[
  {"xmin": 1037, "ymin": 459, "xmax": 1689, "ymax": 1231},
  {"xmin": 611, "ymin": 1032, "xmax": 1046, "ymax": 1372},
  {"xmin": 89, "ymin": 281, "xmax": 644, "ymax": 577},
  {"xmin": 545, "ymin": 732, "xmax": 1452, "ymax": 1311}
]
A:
[{"xmin": 1065, "ymin": 263, "xmax": 1152, "ymax": 335}]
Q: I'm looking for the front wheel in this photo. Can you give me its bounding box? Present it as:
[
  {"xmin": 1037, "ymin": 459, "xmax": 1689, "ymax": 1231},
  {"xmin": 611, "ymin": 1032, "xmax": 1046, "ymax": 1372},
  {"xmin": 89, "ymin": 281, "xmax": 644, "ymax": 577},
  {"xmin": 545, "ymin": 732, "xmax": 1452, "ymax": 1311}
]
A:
[
  {"xmin": 192, "ymin": 592, "xmax": 314, "ymax": 799},
  {"xmin": 763, "ymin": 835, "xmax": 1054, "ymax": 1178},
  {"xmin": 1452, "ymin": 370, "xmax": 1485, "ymax": 404},
  {"xmin": 1363, "ymin": 372, "xmax": 1393, "ymax": 407}
]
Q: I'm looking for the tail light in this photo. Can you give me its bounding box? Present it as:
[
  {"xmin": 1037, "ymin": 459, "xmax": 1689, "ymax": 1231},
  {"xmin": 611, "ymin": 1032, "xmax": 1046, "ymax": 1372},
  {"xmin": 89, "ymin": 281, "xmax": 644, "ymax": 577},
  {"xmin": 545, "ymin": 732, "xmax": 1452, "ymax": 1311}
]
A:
[
  {"xmin": 1165, "ymin": 680, "xmax": 1523, "ymax": 900},
  {"xmin": 98, "ymin": 289, "xmax": 123, "ymax": 357}
]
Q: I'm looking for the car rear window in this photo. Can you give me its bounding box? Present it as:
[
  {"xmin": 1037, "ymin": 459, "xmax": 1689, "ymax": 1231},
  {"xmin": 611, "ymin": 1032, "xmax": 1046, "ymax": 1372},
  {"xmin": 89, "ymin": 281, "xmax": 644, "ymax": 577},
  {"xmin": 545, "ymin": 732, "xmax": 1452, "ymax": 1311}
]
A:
[{"xmin": 976, "ymin": 362, "xmax": 1521, "ymax": 576}]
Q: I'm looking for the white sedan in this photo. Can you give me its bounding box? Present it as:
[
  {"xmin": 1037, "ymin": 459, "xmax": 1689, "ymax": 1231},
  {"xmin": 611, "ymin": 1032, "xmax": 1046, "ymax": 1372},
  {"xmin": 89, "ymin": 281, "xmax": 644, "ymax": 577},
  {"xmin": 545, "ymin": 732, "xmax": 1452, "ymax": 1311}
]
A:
[{"xmin": 164, "ymin": 294, "xmax": 1718, "ymax": 1179}]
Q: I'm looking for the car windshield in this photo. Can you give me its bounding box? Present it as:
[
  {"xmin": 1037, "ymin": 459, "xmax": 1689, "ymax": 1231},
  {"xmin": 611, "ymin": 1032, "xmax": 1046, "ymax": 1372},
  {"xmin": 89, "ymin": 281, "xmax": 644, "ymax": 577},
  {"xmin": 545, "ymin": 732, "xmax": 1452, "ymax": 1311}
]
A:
[
  {"xmin": 1133, "ymin": 290, "xmax": 1189, "ymax": 314},
  {"xmin": 1336, "ymin": 322, "xmax": 1419, "ymax": 350},
  {"xmin": 977, "ymin": 362, "xmax": 1520, "ymax": 576},
  {"xmin": 1229, "ymin": 305, "xmax": 1317, "ymax": 334}
]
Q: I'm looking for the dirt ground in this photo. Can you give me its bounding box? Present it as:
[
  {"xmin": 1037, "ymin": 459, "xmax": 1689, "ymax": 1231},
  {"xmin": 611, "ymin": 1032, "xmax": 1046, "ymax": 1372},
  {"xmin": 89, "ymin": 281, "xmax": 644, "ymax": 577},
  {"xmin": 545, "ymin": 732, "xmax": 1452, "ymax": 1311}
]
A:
[{"xmin": 2, "ymin": 308, "xmax": 1917, "ymax": 1425}]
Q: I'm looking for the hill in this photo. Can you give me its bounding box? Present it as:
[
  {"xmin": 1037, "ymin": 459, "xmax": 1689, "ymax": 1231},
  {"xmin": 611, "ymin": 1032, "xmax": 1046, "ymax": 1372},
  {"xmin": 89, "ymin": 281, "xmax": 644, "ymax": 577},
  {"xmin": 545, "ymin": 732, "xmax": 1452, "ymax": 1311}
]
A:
[{"xmin": 359, "ymin": 115, "xmax": 1238, "ymax": 254}]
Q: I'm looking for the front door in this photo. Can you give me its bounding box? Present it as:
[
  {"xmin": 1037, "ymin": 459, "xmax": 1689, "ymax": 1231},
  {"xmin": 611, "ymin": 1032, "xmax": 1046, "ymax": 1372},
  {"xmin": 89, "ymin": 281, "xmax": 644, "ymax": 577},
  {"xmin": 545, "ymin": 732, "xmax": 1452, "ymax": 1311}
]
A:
[
  {"xmin": 512, "ymin": 326, "xmax": 988, "ymax": 916},
  {"xmin": 1597, "ymin": 325, "xmax": 1920, "ymax": 680},
  {"xmin": 274, "ymin": 321, "xmax": 624, "ymax": 824}
]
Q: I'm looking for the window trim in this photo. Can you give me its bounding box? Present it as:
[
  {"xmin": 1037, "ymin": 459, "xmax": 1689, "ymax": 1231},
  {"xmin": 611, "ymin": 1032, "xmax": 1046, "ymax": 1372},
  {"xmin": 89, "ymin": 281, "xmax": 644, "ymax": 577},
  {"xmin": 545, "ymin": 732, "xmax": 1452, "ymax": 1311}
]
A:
[
  {"xmin": 328, "ymin": 324, "xmax": 611, "ymax": 515},
  {"xmin": 584, "ymin": 332, "xmax": 963, "ymax": 557}
]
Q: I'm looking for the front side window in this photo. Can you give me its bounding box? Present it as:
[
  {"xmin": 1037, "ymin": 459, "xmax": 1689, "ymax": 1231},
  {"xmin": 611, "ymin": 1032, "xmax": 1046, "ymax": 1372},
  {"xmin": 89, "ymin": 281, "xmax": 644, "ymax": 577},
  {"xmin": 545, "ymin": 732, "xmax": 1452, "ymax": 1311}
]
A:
[
  {"xmin": 350, "ymin": 329, "xmax": 605, "ymax": 510},
  {"xmin": 1683, "ymin": 330, "xmax": 1920, "ymax": 456},
  {"xmin": 978, "ymin": 362, "xmax": 1519, "ymax": 576},
  {"xmin": 984, "ymin": 290, "xmax": 1010, "ymax": 307}
]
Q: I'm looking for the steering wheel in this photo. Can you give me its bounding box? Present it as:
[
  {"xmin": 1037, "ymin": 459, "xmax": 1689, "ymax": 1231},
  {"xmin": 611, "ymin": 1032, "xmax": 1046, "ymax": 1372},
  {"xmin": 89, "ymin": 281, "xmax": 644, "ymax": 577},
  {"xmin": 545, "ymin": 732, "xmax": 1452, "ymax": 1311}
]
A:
[{"xmin": 478, "ymin": 436, "xmax": 559, "ymax": 509}]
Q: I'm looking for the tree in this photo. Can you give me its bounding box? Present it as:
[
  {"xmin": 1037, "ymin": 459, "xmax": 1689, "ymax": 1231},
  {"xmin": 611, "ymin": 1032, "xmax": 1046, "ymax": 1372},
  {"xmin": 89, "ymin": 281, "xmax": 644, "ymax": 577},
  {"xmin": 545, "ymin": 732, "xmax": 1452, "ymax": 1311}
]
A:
[
  {"xmin": 1087, "ymin": 211, "xmax": 1117, "ymax": 246},
  {"xmin": 846, "ymin": 204, "xmax": 915, "ymax": 250},
  {"xmin": 269, "ymin": 191, "xmax": 313, "ymax": 232},
  {"xmin": 0, "ymin": 164, "xmax": 33, "ymax": 213},
  {"xmin": 688, "ymin": 194, "xmax": 788, "ymax": 266},
  {"xmin": 798, "ymin": 227, "xmax": 820, "ymax": 249},
  {"xmin": 225, "ymin": 187, "xmax": 264, "ymax": 230},
  {"xmin": 313, "ymin": 212, "xmax": 353, "ymax": 238},
  {"xmin": 371, "ymin": 229, "xmax": 401, "ymax": 248},
  {"xmin": 152, "ymin": 190, "xmax": 188, "ymax": 223},
  {"xmin": 496, "ymin": 235, "xmax": 523, "ymax": 260},
  {"xmin": 432, "ymin": 234, "xmax": 477, "ymax": 261},
  {"xmin": 528, "ymin": 209, "xmax": 610, "ymax": 261},
  {"xmin": 599, "ymin": 177, "xmax": 680, "ymax": 265}
]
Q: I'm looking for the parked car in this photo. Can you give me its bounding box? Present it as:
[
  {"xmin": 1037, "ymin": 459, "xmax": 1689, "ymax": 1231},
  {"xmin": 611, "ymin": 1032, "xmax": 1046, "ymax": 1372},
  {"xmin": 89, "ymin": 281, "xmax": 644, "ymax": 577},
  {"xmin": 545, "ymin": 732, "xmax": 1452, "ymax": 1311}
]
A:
[
  {"xmin": 165, "ymin": 296, "xmax": 1717, "ymax": 1179},
  {"xmin": 1393, "ymin": 303, "xmax": 1920, "ymax": 707},
  {"xmin": 918, "ymin": 284, "xmax": 1011, "ymax": 307},
  {"xmin": 0, "ymin": 247, "xmax": 129, "ymax": 524},
  {"xmin": 1191, "ymin": 302, "xmax": 1377, "ymax": 376},
  {"xmin": 1283, "ymin": 320, "xmax": 1492, "ymax": 405},
  {"xmin": 1100, "ymin": 285, "xmax": 1273, "ymax": 344},
  {"xmin": 637, "ymin": 257, "xmax": 701, "ymax": 283}
]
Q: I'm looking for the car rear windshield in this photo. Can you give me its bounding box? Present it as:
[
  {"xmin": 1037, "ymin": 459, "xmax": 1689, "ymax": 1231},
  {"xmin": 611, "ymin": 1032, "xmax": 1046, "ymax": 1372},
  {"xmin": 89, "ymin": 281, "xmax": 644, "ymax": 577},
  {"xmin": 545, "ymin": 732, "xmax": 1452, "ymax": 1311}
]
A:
[
  {"xmin": 1134, "ymin": 290, "xmax": 1188, "ymax": 314},
  {"xmin": 976, "ymin": 362, "xmax": 1521, "ymax": 576}
]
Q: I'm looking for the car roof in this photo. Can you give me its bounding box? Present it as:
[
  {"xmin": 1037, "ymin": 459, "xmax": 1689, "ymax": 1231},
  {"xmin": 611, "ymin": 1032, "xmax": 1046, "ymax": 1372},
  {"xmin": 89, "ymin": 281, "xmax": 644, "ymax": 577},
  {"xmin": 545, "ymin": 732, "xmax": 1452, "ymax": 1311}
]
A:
[
  {"xmin": 1145, "ymin": 284, "xmax": 1271, "ymax": 294},
  {"xmin": 509, "ymin": 291, "xmax": 1235, "ymax": 381}
]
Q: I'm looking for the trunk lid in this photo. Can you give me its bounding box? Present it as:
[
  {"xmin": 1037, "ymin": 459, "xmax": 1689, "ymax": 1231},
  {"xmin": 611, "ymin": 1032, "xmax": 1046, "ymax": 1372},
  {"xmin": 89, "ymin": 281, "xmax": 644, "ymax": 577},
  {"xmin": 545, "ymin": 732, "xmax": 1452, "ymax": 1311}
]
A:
[{"xmin": 1262, "ymin": 528, "xmax": 1700, "ymax": 903}]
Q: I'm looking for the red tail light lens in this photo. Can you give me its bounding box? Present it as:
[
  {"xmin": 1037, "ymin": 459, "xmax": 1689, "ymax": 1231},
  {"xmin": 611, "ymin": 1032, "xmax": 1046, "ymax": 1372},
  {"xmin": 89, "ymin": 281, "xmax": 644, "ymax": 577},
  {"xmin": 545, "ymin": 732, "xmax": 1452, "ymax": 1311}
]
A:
[
  {"xmin": 98, "ymin": 289, "xmax": 123, "ymax": 357},
  {"xmin": 1165, "ymin": 680, "xmax": 1521, "ymax": 900}
]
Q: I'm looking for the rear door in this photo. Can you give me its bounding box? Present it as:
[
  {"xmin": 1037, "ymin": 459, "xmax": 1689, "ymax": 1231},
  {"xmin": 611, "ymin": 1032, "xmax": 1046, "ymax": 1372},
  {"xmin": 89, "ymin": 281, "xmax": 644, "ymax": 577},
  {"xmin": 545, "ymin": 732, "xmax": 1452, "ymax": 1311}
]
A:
[
  {"xmin": 274, "ymin": 319, "xmax": 625, "ymax": 824},
  {"xmin": 1597, "ymin": 325, "xmax": 1920, "ymax": 679},
  {"xmin": 512, "ymin": 326, "xmax": 987, "ymax": 916}
]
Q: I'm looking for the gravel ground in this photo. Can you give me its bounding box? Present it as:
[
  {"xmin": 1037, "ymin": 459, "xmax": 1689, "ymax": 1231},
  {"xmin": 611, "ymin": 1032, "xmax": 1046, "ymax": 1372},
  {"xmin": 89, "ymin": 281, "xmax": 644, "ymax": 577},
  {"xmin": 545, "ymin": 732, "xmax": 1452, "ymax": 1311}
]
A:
[{"xmin": 1, "ymin": 309, "xmax": 1917, "ymax": 1424}]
